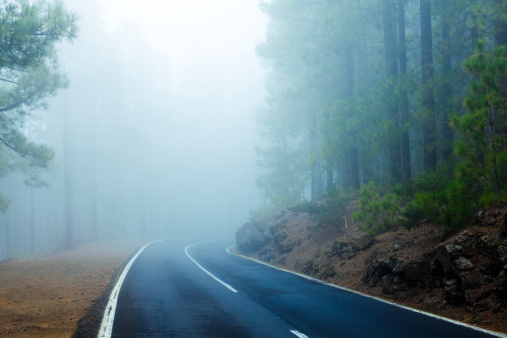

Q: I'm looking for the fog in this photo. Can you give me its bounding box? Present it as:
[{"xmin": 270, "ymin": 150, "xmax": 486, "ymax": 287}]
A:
[{"xmin": 0, "ymin": 0, "xmax": 267, "ymax": 258}]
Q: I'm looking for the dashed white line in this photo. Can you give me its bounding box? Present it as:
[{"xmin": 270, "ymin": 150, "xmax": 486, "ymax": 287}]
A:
[
  {"xmin": 290, "ymin": 329, "xmax": 309, "ymax": 337},
  {"xmin": 185, "ymin": 241, "xmax": 239, "ymax": 293}
]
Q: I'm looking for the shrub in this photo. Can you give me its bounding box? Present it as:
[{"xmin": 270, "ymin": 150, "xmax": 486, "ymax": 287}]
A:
[
  {"xmin": 290, "ymin": 195, "xmax": 347, "ymax": 228},
  {"xmin": 353, "ymin": 182, "xmax": 400, "ymax": 234}
]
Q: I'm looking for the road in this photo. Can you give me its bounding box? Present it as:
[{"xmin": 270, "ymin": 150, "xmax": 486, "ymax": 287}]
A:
[{"xmin": 103, "ymin": 238, "xmax": 499, "ymax": 337}]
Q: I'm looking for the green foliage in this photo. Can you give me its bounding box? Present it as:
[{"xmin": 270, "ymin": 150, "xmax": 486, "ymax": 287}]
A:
[
  {"xmin": 398, "ymin": 202, "xmax": 426, "ymax": 229},
  {"xmin": 255, "ymin": 0, "xmax": 507, "ymax": 226},
  {"xmin": 290, "ymin": 195, "xmax": 348, "ymax": 228},
  {"xmin": 0, "ymin": 0, "xmax": 76, "ymax": 208},
  {"xmin": 393, "ymin": 167, "xmax": 453, "ymax": 201},
  {"xmin": 352, "ymin": 183, "xmax": 400, "ymax": 234},
  {"xmin": 412, "ymin": 179, "xmax": 477, "ymax": 234},
  {"xmin": 454, "ymin": 41, "xmax": 507, "ymax": 197}
]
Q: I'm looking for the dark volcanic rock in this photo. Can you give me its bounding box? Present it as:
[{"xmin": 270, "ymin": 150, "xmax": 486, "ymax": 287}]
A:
[
  {"xmin": 354, "ymin": 234, "xmax": 375, "ymax": 251},
  {"xmin": 362, "ymin": 256, "xmax": 403, "ymax": 286},
  {"xmin": 443, "ymin": 277, "xmax": 465, "ymax": 305},
  {"xmin": 331, "ymin": 241, "xmax": 356, "ymax": 259}
]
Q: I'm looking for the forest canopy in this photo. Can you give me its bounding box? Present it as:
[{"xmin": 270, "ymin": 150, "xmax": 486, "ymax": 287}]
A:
[
  {"xmin": 255, "ymin": 0, "xmax": 507, "ymax": 231},
  {"xmin": 0, "ymin": 0, "xmax": 76, "ymax": 209}
]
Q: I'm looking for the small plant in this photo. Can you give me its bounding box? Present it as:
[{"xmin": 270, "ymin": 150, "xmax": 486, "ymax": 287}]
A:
[
  {"xmin": 393, "ymin": 167, "xmax": 452, "ymax": 201},
  {"xmin": 353, "ymin": 182, "xmax": 400, "ymax": 234},
  {"xmin": 398, "ymin": 202, "xmax": 426, "ymax": 229},
  {"xmin": 290, "ymin": 195, "xmax": 347, "ymax": 228},
  {"xmin": 411, "ymin": 179, "xmax": 477, "ymax": 235}
]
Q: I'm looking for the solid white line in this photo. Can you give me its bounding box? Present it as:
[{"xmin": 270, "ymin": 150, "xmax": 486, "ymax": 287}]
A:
[
  {"xmin": 97, "ymin": 240, "xmax": 164, "ymax": 338},
  {"xmin": 185, "ymin": 241, "xmax": 239, "ymax": 293},
  {"xmin": 232, "ymin": 249, "xmax": 507, "ymax": 338},
  {"xmin": 290, "ymin": 329, "xmax": 309, "ymax": 337}
]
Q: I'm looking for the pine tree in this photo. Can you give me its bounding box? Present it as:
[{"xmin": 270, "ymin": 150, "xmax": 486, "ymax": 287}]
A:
[
  {"xmin": 454, "ymin": 40, "xmax": 507, "ymax": 199},
  {"xmin": 0, "ymin": 0, "xmax": 76, "ymax": 207}
]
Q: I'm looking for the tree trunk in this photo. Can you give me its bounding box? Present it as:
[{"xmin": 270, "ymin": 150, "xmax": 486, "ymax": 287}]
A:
[
  {"xmin": 383, "ymin": 0, "xmax": 401, "ymax": 182},
  {"xmin": 326, "ymin": 169, "xmax": 334, "ymax": 196},
  {"xmin": 420, "ymin": 0, "xmax": 437, "ymax": 170},
  {"xmin": 441, "ymin": 1, "xmax": 454, "ymax": 163},
  {"xmin": 30, "ymin": 188, "xmax": 35, "ymax": 255},
  {"xmin": 495, "ymin": 0, "xmax": 507, "ymax": 47},
  {"xmin": 4, "ymin": 210, "xmax": 11, "ymax": 254},
  {"xmin": 90, "ymin": 107, "xmax": 98, "ymax": 241},
  {"xmin": 63, "ymin": 93, "xmax": 74, "ymax": 251},
  {"xmin": 311, "ymin": 132, "xmax": 323, "ymax": 201},
  {"xmin": 345, "ymin": 41, "xmax": 360, "ymax": 190},
  {"xmin": 398, "ymin": 0, "xmax": 411, "ymax": 180}
]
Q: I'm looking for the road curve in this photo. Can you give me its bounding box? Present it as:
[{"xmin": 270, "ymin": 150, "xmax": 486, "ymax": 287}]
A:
[{"xmin": 102, "ymin": 238, "xmax": 502, "ymax": 337}]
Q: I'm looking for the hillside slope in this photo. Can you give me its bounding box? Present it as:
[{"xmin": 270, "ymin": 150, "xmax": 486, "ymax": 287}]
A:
[{"xmin": 235, "ymin": 203, "xmax": 507, "ymax": 334}]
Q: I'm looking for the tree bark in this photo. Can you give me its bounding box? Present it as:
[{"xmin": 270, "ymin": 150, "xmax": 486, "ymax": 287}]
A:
[
  {"xmin": 90, "ymin": 106, "xmax": 98, "ymax": 241},
  {"xmin": 420, "ymin": 0, "xmax": 437, "ymax": 170},
  {"xmin": 441, "ymin": 1, "xmax": 454, "ymax": 163},
  {"xmin": 383, "ymin": 0, "xmax": 402, "ymax": 182},
  {"xmin": 311, "ymin": 132, "xmax": 323, "ymax": 201},
  {"xmin": 398, "ymin": 0, "xmax": 411, "ymax": 180},
  {"xmin": 345, "ymin": 41, "xmax": 360, "ymax": 190},
  {"xmin": 63, "ymin": 92, "xmax": 73, "ymax": 251},
  {"xmin": 326, "ymin": 168, "xmax": 334, "ymax": 196}
]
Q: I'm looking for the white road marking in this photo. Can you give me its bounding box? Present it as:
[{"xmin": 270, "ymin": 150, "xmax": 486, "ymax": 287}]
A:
[
  {"xmin": 98, "ymin": 240, "xmax": 164, "ymax": 338},
  {"xmin": 185, "ymin": 241, "xmax": 239, "ymax": 293},
  {"xmin": 290, "ymin": 329, "xmax": 309, "ymax": 337}
]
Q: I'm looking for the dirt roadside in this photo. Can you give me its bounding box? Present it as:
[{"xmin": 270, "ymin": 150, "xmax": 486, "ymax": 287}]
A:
[
  {"xmin": 235, "ymin": 204, "xmax": 507, "ymax": 335},
  {"xmin": 0, "ymin": 240, "xmax": 146, "ymax": 337}
]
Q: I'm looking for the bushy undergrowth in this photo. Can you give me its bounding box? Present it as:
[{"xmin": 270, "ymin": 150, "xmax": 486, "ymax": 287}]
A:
[
  {"xmin": 352, "ymin": 182, "xmax": 400, "ymax": 234},
  {"xmin": 394, "ymin": 166, "xmax": 505, "ymax": 234},
  {"xmin": 290, "ymin": 195, "xmax": 348, "ymax": 228}
]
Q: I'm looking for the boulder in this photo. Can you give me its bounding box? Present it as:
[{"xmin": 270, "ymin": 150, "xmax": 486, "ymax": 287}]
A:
[
  {"xmin": 442, "ymin": 277, "xmax": 465, "ymax": 305},
  {"xmin": 454, "ymin": 256, "xmax": 474, "ymax": 271},
  {"xmin": 235, "ymin": 219, "xmax": 273, "ymax": 254}
]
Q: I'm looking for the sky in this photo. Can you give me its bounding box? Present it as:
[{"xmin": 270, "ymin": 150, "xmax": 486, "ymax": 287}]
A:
[
  {"xmin": 0, "ymin": 0, "xmax": 271, "ymax": 259},
  {"xmin": 101, "ymin": 0, "xmax": 268, "ymax": 95},
  {"xmin": 92, "ymin": 0, "xmax": 270, "ymax": 235}
]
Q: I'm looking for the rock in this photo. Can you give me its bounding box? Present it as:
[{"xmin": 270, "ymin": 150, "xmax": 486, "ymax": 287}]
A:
[
  {"xmin": 362, "ymin": 256, "xmax": 401, "ymax": 286},
  {"xmin": 499, "ymin": 240, "xmax": 507, "ymax": 264},
  {"xmin": 302, "ymin": 260, "xmax": 319, "ymax": 275},
  {"xmin": 442, "ymin": 277, "xmax": 465, "ymax": 305},
  {"xmin": 273, "ymin": 231, "xmax": 288, "ymax": 244},
  {"xmin": 454, "ymin": 256, "xmax": 474, "ymax": 271},
  {"xmin": 331, "ymin": 241, "xmax": 356, "ymax": 259},
  {"xmin": 436, "ymin": 244, "xmax": 454, "ymax": 274},
  {"xmin": 465, "ymin": 287, "xmax": 494, "ymax": 309},
  {"xmin": 235, "ymin": 220, "xmax": 272, "ymax": 254},
  {"xmin": 444, "ymin": 243, "xmax": 463, "ymax": 258},
  {"xmin": 393, "ymin": 243, "xmax": 403, "ymax": 252},
  {"xmin": 459, "ymin": 270, "xmax": 483, "ymax": 289},
  {"xmin": 479, "ymin": 261, "xmax": 502, "ymax": 277},
  {"xmin": 235, "ymin": 209, "xmax": 303, "ymax": 255},
  {"xmin": 331, "ymin": 241, "xmax": 347, "ymax": 256},
  {"xmin": 402, "ymin": 259, "xmax": 427, "ymax": 283},
  {"xmin": 354, "ymin": 234, "xmax": 375, "ymax": 251},
  {"xmin": 493, "ymin": 275, "xmax": 507, "ymax": 298},
  {"xmin": 278, "ymin": 244, "xmax": 294, "ymax": 254}
]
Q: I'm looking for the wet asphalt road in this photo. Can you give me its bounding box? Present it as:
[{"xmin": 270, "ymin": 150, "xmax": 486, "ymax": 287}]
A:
[{"xmin": 111, "ymin": 238, "xmax": 498, "ymax": 337}]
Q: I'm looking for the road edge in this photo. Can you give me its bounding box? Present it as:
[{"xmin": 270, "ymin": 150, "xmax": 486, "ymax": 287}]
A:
[
  {"xmin": 227, "ymin": 246, "xmax": 507, "ymax": 338},
  {"xmin": 96, "ymin": 240, "xmax": 163, "ymax": 338}
]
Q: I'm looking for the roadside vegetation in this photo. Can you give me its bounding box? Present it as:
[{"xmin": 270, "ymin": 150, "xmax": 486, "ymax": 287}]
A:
[{"xmin": 254, "ymin": 0, "xmax": 507, "ymax": 236}]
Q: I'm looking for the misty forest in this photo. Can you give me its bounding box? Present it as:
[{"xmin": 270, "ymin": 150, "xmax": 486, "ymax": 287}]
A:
[{"xmin": 2, "ymin": 0, "xmax": 507, "ymax": 260}]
